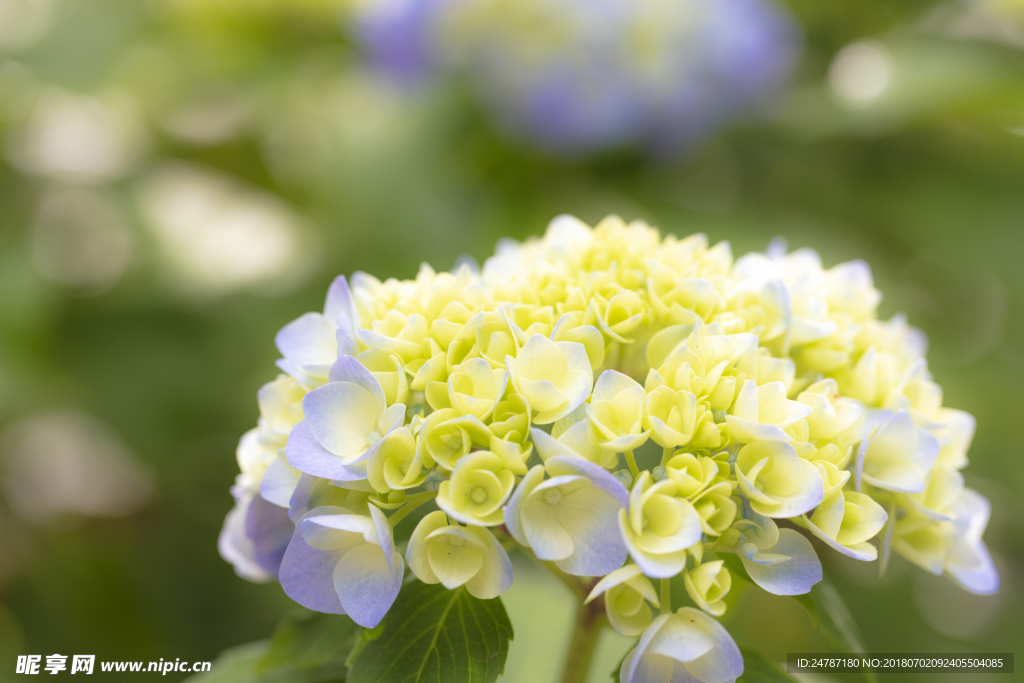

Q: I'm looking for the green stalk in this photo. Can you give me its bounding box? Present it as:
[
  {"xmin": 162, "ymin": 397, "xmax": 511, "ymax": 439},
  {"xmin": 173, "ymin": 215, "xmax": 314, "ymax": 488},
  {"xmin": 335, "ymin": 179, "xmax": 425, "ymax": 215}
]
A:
[
  {"xmin": 559, "ymin": 589, "xmax": 606, "ymax": 683},
  {"xmin": 385, "ymin": 491, "xmax": 437, "ymax": 527},
  {"xmin": 624, "ymin": 450, "xmax": 640, "ymax": 479},
  {"xmin": 660, "ymin": 579, "xmax": 671, "ymax": 616}
]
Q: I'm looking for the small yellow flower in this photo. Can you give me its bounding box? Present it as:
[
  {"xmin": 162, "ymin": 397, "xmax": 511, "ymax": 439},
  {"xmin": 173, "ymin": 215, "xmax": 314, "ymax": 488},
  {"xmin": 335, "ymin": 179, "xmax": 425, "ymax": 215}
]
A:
[
  {"xmin": 803, "ymin": 489, "xmax": 888, "ymax": 561},
  {"xmin": 367, "ymin": 427, "xmax": 426, "ymax": 494},
  {"xmin": 734, "ymin": 440, "xmax": 823, "ymax": 518},
  {"xmin": 684, "ymin": 560, "xmax": 731, "ymax": 616},
  {"xmin": 587, "ymin": 370, "xmax": 649, "ymax": 452},
  {"xmin": 357, "ymin": 348, "xmax": 409, "ymax": 407},
  {"xmin": 439, "ymin": 358, "xmax": 509, "ymax": 420},
  {"xmin": 506, "ymin": 334, "xmax": 593, "ymax": 424},
  {"xmin": 406, "ymin": 511, "xmax": 513, "ymax": 599},
  {"xmin": 585, "ymin": 564, "xmax": 660, "ymax": 636},
  {"xmin": 436, "ymin": 450, "xmax": 517, "ymax": 526},
  {"xmin": 618, "ymin": 471, "xmax": 703, "ymax": 578},
  {"xmin": 416, "ymin": 408, "xmax": 492, "ymax": 470}
]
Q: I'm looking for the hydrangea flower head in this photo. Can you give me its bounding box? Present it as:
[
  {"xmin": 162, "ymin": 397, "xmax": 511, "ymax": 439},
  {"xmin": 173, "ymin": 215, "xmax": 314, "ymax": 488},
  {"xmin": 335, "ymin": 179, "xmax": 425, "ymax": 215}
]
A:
[
  {"xmin": 356, "ymin": 0, "xmax": 800, "ymax": 155},
  {"xmin": 221, "ymin": 213, "xmax": 999, "ymax": 680}
]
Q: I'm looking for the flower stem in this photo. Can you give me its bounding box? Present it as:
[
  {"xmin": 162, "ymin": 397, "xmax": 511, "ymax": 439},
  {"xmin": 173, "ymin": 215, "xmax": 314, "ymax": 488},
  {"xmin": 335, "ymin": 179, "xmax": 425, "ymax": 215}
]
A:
[
  {"xmin": 560, "ymin": 590, "xmax": 606, "ymax": 683},
  {"xmin": 660, "ymin": 579, "xmax": 671, "ymax": 616},
  {"xmin": 536, "ymin": 557, "xmax": 585, "ymax": 600},
  {"xmin": 385, "ymin": 491, "xmax": 437, "ymax": 526},
  {"xmin": 624, "ymin": 450, "xmax": 640, "ymax": 479}
]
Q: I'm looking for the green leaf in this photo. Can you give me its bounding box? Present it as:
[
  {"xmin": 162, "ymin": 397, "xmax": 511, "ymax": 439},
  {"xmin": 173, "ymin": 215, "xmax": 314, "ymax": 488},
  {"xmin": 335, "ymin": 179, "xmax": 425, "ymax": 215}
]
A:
[
  {"xmin": 185, "ymin": 641, "xmax": 268, "ymax": 683},
  {"xmin": 347, "ymin": 581, "xmax": 513, "ymax": 683},
  {"xmin": 184, "ymin": 612, "xmax": 360, "ymax": 683},
  {"xmin": 791, "ymin": 579, "xmax": 878, "ymax": 683},
  {"xmin": 794, "ymin": 579, "xmax": 866, "ymax": 654},
  {"xmin": 256, "ymin": 611, "xmax": 361, "ymax": 682},
  {"xmin": 610, "ymin": 641, "xmax": 637, "ymax": 681},
  {"xmin": 737, "ymin": 649, "xmax": 799, "ymax": 683}
]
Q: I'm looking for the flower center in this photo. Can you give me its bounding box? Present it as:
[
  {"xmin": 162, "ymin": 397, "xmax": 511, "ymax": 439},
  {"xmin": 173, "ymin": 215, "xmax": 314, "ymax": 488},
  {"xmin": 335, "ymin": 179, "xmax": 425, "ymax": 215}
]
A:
[
  {"xmin": 544, "ymin": 488, "xmax": 563, "ymax": 506},
  {"xmin": 470, "ymin": 487, "xmax": 489, "ymax": 504},
  {"xmin": 442, "ymin": 433, "xmax": 464, "ymax": 451}
]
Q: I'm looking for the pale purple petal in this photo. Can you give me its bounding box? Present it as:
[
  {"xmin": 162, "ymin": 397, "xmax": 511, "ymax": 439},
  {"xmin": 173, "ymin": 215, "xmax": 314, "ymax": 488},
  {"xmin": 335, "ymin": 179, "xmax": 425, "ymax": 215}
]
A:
[
  {"xmin": 741, "ymin": 528, "xmax": 821, "ymax": 595},
  {"xmin": 674, "ymin": 608, "xmax": 744, "ymax": 683},
  {"xmin": 333, "ymin": 543, "xmax": 404, "ymax": 628},
  {"xmin": 503, "ymin": 465, "xmax": 545, "ymax": 546},
  {"xmin": 275, "ymin": 312, "xmax": 336, "ymax": 373},
  {"xmin": 286, "ymin": 420, "xmax": 370, "ymax": 481},
  {"xmin": 219, "ymin": 499, "xmax": 273, "ymax": 583},
  {"xmin": 324, "ymin": 275, "xmax": 359, "ymax": 328},
  {"xmin": 625, "ymin": 613, "xmax": 671, "ymax": 683},
  {"xmin": 279, "ymin": 531, "xmax": 346, "ymax": 614},
  {"xmin": 554, "ymin": 486, "xmax": 628, "ymax": 576},
  {"xmin": 327, "ymin": 356, "xmax": 387, "ymax": 414},
  {"xmin": 244, "ymin": 494, "xmax": 294, "ymax": 576},
  {"xmin": 369, "ymin": 505, "xmax": 397, "ymax": 573},
  {"xmin": 546, "ymin": 454, "xmax": 629, "ymax": 508},
  {"xmin": 260, "ymin": 457, "xmax": 300, "ymax": 508}
]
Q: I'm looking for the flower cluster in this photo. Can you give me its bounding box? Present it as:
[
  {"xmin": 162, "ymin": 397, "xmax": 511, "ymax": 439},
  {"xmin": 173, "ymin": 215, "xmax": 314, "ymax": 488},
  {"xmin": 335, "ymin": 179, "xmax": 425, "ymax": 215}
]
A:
[
  {"xmin": 355, "ymin": 0, "xmax": 799, "ymax": 155},
  {"xmin": 220, "ymin": 214, "xmax": 998, "ymax": 682}
]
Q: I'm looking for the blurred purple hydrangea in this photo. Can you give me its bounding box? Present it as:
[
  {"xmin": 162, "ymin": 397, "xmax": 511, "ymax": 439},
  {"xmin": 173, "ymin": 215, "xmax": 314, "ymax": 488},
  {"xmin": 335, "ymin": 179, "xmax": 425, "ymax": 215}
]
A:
[
  {"xmin": 354, "ymin": 0, "xmax": 801, "ymax": 155},
  {"xmin": 355, "ymin": 0, "xmax": 447, "ymax": 85}
]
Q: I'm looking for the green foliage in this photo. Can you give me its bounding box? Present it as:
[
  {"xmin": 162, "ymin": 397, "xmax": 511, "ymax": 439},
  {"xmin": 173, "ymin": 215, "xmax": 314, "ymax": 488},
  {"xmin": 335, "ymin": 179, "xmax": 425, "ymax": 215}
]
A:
[
  {"xmin": 186, "ymin": 642, "xmax": 269, "ymax": 683},
  {"xmin": 792, "ymin": 579, "xmax": 878, "ymax": 683},
  {"xmin": 187, "ymin": 612, "xmax": 360, "ymax": 683},
  {"xmin": 610, "ymin": 643, "xmax": 636, "ymax": 681},
  {"xmin": 737, "ymin": 649, "xmax": 799, "ymax": 683},
  {"xmin": 347, "ymin": 581, "xmax": 513, "ymax": 683},
  {"xmin": 256, "ymin": 611, "xmax": 361, "ymax": 682},
  {"xmin": 792, "ymin": 579, "xmax": 865, "ymax": 654}
]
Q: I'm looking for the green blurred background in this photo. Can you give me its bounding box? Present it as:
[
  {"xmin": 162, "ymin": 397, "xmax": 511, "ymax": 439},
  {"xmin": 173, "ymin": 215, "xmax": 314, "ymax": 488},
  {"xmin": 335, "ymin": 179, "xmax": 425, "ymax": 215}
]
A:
[{"xmin": 0, "ymin": 0, "xmax": 1022, "ymax": 681}]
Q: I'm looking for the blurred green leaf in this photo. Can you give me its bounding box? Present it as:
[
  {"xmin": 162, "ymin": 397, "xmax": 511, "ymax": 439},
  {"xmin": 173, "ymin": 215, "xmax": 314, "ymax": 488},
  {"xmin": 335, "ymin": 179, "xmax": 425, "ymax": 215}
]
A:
[
  {"xmin": 255, "ymin": 610, "xmax": 360, "ymax": 682},
  {"xmin": 792, "ymin": 579, "xmax": 878, "ymax": 683},
  {"xmin": 610, "ymin": 641, "xmax": 637, "ymax": 681},
  {"xmin": 347, "ymin": 581, "xmax": 513, "ymax": 683},
  {"xmin": 185, "ymin": 612, "xmax": 359, "ymax": 683},
  {"xmin": 737, "ymin": 649, "xmax": 799, "ymax": 683},
  {"xmin": 186, "ymin": 641, "xmax": 268, "ymax": 683}
]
